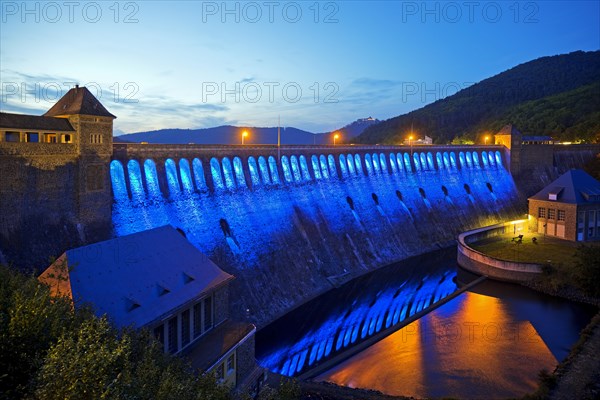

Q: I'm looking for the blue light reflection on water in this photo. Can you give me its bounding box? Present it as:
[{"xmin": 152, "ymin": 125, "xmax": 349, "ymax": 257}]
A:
[{"xmin": 256, "ymin": 250, "xmax": 459, "ymax": 377}]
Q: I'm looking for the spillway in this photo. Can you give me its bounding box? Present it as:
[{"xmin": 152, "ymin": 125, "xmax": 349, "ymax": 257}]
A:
[{"xmin": 110, "ymin": 146, "xmax": 523, "ymax": 326}]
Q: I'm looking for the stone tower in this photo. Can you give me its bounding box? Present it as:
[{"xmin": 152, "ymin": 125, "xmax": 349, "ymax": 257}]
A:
[
  {"xmin": 43, "ymin": 85, "xmax": 116, "ymax": 242},
  {"xmin": 0, "ymin": 85, "xmax": 115, "ymax": 268}
]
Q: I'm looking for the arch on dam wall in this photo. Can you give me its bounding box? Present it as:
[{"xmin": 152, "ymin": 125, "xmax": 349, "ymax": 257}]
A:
[
  {"xmin": 127, "ymin": 159, "xmax": 145, "ymax": 199},
  {"xmin": 339, "ymin": 154, "xmax": 348, "ymax": 177},
  {"xmin": 179, "ymin": 158, "xmax": 194, "ymax": 193},
  {"xmin": 248, "ymin": 156, "xmax": 260, "ymax": 186},
  {"xmin": 210, "ymin": 157, "xmax": 224, "ymax": 190},
  {"xmin": 311, "ymin": 155, "xmax": 322, "ymax": 179},
  {"xmin": 233, "ymin": 156, "xmax": 247, "ymax": 188},
  {"xmin": 327, "ymin": 155, "xmax": 337, "ymax": 178},
  {"xmin": 165, "ymin": 158, "xmax": 181, "ymax": 195},
  {"xmin": 144, "ymin": 159, "xmax": 161, "ymax": 196},
  {"xmin": 319, "ymin": 155, "xmax": 329, "ymax": 179},
  {"xmin": 258, "ymin": 156, "xmax": 271, "ymax": 184},
  {"xmin": 379, "ymin": 153, "xmax": 387, "ymax": 172},
  {"xmin": 281, "ymin": 155, "xmax": 293, "ymax": 183},
  {"xmin": 299, "ymin": 155, "xmax": 311, "ymax": 180},
  {"xmin": 268, "ymin": 156, "xmax": 280, "ymax": 184},
  {"xmin": 192, "ymin": 158, "xmax": 208, "ymax": 191}
]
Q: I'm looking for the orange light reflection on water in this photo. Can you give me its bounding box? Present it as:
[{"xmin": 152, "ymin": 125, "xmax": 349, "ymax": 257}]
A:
[{"xmin": 318, "ymin": 291, "xmax": 558, "ymax": 399}]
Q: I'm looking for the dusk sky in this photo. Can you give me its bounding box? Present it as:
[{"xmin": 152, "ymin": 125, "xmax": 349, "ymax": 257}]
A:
[{"xmin": 1, "ymin": 1, "xmax": 599, "ymax": 134}]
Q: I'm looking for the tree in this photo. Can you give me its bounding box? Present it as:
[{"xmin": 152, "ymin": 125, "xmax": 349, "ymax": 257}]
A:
[{"xmin": 572, "ymin": 245, "xmax": 600, "ymax": 298}]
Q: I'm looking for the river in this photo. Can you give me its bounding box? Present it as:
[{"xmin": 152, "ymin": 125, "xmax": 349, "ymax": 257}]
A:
[{"xmin": 256, "ymin": 248, "xmax": 596, "ymax": 399}]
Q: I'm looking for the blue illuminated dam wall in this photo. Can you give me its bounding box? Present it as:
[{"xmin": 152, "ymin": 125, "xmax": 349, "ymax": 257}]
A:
[{"xmin": 110, "ymin": 144, "xmax": 524, "ymax": 326}]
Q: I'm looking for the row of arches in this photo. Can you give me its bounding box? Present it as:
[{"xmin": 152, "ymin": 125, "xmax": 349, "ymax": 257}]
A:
[
  {"xmin": 109, "ymin": 150, "xmax": 504, "ymax": 198},
  {"xmin": 274, "ymin": 271, "xmax": 457, "ymax": 377}
]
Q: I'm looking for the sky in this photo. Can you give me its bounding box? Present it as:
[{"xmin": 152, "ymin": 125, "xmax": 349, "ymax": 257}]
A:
[{"xmin": 1, "ymin": 0, "xmax": 599, "ymax": 134}]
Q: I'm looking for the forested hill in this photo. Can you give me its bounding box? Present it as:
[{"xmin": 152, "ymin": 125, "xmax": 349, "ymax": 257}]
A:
[{"xmin": 354, "ymin": 50, "xmax": 600, "ymax": 144}]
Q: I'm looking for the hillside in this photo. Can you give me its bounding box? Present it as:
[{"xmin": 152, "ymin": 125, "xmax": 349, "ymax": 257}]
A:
[
  {"xmin": 117, "ymin": 117, "xmax": 379, "ymax": 145},
  {"xmin": 118, "ymin": 125, "xmax": 320, "ymax": 145},
  {"xmin": 354, "ymin": 50, "xmax": 600, "ymax": 144}
]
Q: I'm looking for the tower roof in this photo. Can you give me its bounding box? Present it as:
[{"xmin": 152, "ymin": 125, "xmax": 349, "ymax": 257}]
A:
[
  {"xmin": 0, "ymin": 112, "xmax": 75, "ymax": 131},
  {"xmin": 529, "ymin": 169, "xmax": 600, "ymax": 204},
  {"xmin": 495, "ymin": 124, "xmax": 522, "ymax": 137},
  {"xmin": 44, "ymin": 85, "xmax": 116, "ymax": 119}
]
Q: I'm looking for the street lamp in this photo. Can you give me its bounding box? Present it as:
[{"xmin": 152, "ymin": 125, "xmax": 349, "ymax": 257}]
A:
[
  {"xmin": 409, "ymin": 135, "xmax": 414, "ymax": 157},
  {"xmin": 334, "ymin": 133, "xmax": 339, "ymax": 145},
  {"xmin": 242, "ymin": 131, "xmax": 248, "ymax": 145},
  {"xmin": 485, "ymin": 135, "xmax": 490, "ymax": 145}
]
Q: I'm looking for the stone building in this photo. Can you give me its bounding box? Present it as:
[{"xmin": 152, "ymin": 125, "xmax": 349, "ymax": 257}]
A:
[
  {"xmin": 0, "ymin": 86, "xmax": 115, "ymax": 268},
  {"xmin": 38, "ymin": 225, "xmax": 261, "ymax": 390},
  {"xmin": 528, "ymin": 169, "xmax": 600, "ymax": 241}
]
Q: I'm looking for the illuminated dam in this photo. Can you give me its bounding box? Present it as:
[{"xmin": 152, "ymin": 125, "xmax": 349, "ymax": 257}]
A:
[{"xmin": 109, "ymin": 144, "xmax": 523, "ymax": 326}]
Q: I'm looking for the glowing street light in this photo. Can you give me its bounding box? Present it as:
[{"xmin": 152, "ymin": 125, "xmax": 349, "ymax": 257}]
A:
[
  {"xmin": 334, "ymin": 133, "xmax": 340, "ymax": 145},
  {"xmin": 408, "ymin": 135, "xmax": 414, "ymax": 157},
  {"xmin": 484, "ymin": 135, "xmax": 490, "ymax": 145},
  {"xmin": 242, "ymin": 130, "xmax": 248, "ymax": 145}
]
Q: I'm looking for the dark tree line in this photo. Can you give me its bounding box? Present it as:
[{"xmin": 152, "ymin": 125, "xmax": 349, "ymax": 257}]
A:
[
  {"xmin": 0, "ymin": 265, "xmax": 299, "ymax": 400},
  {"xmin": 355, "ymin": 51, "xmax": 600, "ymax": 144}
]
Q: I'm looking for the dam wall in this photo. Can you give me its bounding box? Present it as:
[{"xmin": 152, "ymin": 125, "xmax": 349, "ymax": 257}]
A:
[{"xmin": 109, "ymin": 144, "xmax": 524, "ymax": 326}]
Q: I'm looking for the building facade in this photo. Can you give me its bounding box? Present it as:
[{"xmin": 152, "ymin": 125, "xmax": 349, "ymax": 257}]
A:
[
  {"xmin": 38, "ymin": 225, "xmax": 260, "ymax": 390},
  {"xmin": 528, "ymin": 169, "xmax": 600, "ymax": 241}
]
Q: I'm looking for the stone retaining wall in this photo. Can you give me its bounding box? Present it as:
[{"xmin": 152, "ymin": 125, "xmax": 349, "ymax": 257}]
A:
[{"xmin": 457, "ymin": 221, "xmax": 544, "ymax": 283}]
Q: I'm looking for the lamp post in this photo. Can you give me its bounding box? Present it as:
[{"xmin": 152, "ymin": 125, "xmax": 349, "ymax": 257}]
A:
[
  {"xmin": 409, "ymin": 135, "xmax": 414, "ymax": 157},
  {"xmin": 334, "ymin": 133, "xmax": 339, "ymax": 146},
  {"xmin": 242, "ymin": 131, "xmax": 248, "ymax": 145},
  {"xmin": 485, "ymin": 135, "xmax": 490, "ymax": 145}
]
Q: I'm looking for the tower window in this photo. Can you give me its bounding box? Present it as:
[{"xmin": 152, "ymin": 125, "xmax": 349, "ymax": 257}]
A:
[
  {"xmin": 45, "ymin": 133, "xmax": 57, "ymax": 143},
  {"xmin": 62, "ymin": 134, "xmax": 72, "ymax": 143},
  {"xmin": 90, "ymin": 134, "xmax": 103, "ymax": 144}
]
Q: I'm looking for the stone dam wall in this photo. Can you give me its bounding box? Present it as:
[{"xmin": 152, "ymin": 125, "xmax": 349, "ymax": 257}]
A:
[{"xmin": 108, "ymin": 145, "xmax": 524, "ymax": 327}]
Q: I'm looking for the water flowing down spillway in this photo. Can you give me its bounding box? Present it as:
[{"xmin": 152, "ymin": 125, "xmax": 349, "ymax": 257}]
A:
[{"xmin": 109, "ymin": 147, "xmax": 522, "ymax": 325}]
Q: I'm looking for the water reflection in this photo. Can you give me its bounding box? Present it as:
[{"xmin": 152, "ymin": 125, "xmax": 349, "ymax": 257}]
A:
[{"xmin": 317, "ymin": 280, "xmax": 595, "ymax": 399}]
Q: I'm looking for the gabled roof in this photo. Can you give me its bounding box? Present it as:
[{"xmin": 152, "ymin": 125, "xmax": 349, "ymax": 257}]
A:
[
  {"xmin": 39, "ymin": 226, "xmax": 233, "ymax": 328},
  {"xmin": 529, "ymin": 169, "xmax": 600, "ymax": 204},
  {"xmin": 0, "ymin": 112, "xmax": 75, "ymax": 131},
  {"xmin": 523, "ymin": 135, "xmax": 553, "ymax": 142},
  {"xmin": 44, "ymin": 86, "xmax": 116, "ymax": 118},
  {"xmin": 495, "ymin": 124, "xmax": 522, "ymax": 137}
]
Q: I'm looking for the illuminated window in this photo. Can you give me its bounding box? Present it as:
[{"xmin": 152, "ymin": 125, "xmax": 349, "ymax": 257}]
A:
[
  {"xmin": 25, "ymin": 132, "xmax": 39, "ymax": 142},
  {"xmin": 45, "ymin": 133, "xmax": 57, "ymax": 143},
  {"xmin": 193, "ymin": 303, "xmax": 202, "ymax": 338},
  {"xmin": 227, "ymin": 354, "xmax": 235, "ymax": 373},
  {"xmin": 62, "ymin": 134, "xmax": 72, "ymax": 143},
  {"xmin": 168, "ymin": 317, "xmax": 178, "ymax": 353},
  {"xmin": 547, "ymin": 209, "xmax": 556, "ymax": 220},
  {"xmin": 90, "ymin": 134, "xmax": 103, "ymax": 144},
  {"xmin": 5, "ymin": 131, "xmax": 20, "ymax": 142},
  {"xmin": 204, "ymin": 296, "xmax": 213, "ymax": 331},
  {"xmin": 538, "ymin": 208, "xmax": 546, "ymax": 218},
  {"xmin": 181, "ymin": 310, "xmax": 190, "ymax": 347},
  {"xmin": 557, "ymin": 210, "xmax": 565, "ymax": 221}
]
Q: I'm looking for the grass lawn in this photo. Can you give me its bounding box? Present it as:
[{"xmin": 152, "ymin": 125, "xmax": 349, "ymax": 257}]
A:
[{"xmin": 469, "ymin": 232, "xmax": 594, "ymax": 268}]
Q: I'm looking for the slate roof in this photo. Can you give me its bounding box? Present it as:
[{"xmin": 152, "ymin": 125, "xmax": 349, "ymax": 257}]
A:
[
  {"xmin": 523, "ymin": 135, "xmax": 553, "ymax": 142},
  {"xmin": 44, "ymin": 86, "xmax": 116, "ymax": 118},
  {"xmin": 495, "ymin": 124, "xmax": 522, "ymax": 136},
  {"xmin": 529, "ymin": 169, "xmax": 600, "ymax": 204},
  {"xmin": 39, "ymin": 226, "xmax": 233, "ymax": 328},
  {"xmin": 0, "ymin": 112, "xmax": 75, "ymax": 131}
]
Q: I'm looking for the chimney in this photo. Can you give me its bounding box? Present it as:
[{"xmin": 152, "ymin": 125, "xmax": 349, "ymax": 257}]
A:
[{"xmin": 75, "ymin": 84, "xmax": 79, "ymax": 92}]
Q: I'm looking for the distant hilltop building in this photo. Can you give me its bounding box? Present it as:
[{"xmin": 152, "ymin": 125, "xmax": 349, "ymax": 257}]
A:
[
  {"xmin": 403, "ymin": 135, "xmax": 433, "ymax": 145},
  {"xmin": 528, "ymin": 169, "xmax": 600, "ymax": 241},
  {"xmin": 494, "ymin": 125, "xmax": 554, "ymax": 147}
]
